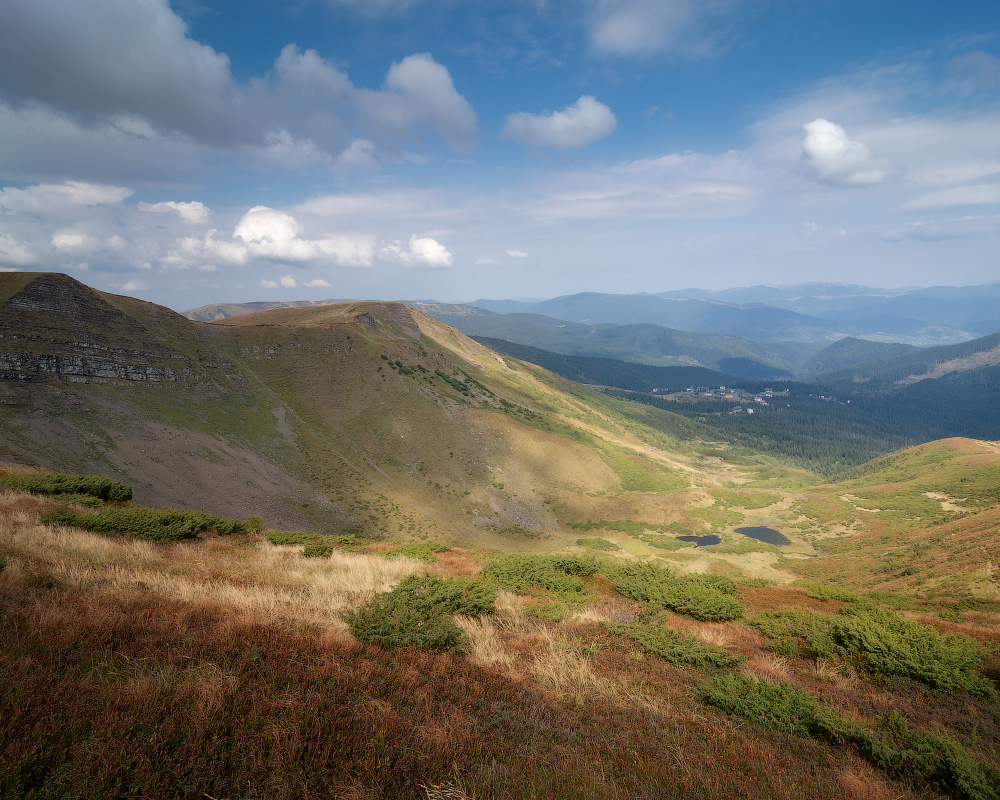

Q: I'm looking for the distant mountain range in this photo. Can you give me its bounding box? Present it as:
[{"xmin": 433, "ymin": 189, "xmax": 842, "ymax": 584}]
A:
[
  {"xmin": 653, "ymin": 282, "xmax": 1000, "ymax": 336},
  {"xmin": 185, "ymin": 283, "xmax": 999, "ymax": 380},
  {"xmin": 409, "ymin": 303, "xmax": 801, "ymax": 378},
  {"xmin": 468, "ymin": 284, "xmax": 995, "ymax": 346}
]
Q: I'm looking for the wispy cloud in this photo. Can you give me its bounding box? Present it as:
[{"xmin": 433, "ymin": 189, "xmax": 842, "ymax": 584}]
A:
[{"xmin": 586, "ymin": 0, "xmax": 737, "ymax": 58}]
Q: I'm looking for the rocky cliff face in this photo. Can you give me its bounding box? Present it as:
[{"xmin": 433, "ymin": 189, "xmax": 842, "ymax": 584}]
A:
[{"xmin": 0, "ymin": 273, "xmax": 216, "ymax": 385}]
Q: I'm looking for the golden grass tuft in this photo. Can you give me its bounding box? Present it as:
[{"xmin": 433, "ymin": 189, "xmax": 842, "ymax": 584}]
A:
[
  {"xmin": 0, "ymin": 503, "xmax": 425, "ymax": 634},
  {"xmin": 570, "ymin": 598, "xmax": 642, "ymax": 625},
  {"xmin": 739, "ymin": 653, "xmax": 793, "ymax": 684},
  {"xmin": 454, "ymin": 615, "xmax": 517, "ymax": 671},
  {"xmin": 811, "ymin": 659, "xmax": 858, "ymax": 690},
  {"xmin": 836, "ymin": 762, "xmax": 907, "ymax": 800}
]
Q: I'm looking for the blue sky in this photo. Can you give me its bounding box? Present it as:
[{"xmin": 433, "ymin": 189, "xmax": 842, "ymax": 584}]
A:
[{"xmin": 1, "ymin": 0, "xmax": 998, "ymax": 311}]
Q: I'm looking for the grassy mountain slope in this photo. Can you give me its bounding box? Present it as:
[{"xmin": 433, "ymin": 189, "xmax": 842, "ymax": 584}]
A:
[
  {"xmin": 0, "ymin": 273, "xmax": 337, "ymax": 530},
  {"xmin": 6, "ymin": 273, "xmax": 802, "ymax": 553},
  {"xmin": 791, "ymin": 438, "xmax": 1000, "ymax": 599},
  {"xmin": 819, "ymin": 332, "xmax": 1000, "ymax": 386},
  {"xmin": 207, "ymin": 300, "xmax": 771, "ymax": 549}
]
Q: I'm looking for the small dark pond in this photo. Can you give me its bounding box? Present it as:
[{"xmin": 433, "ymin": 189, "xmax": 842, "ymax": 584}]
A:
[
  {"xmin": 676, "ymin": 535, "xmax": 721, "ymax": 547},
  {"xmin": 735, "ymin": 526, "xmax": 790, "ymax": 546}
]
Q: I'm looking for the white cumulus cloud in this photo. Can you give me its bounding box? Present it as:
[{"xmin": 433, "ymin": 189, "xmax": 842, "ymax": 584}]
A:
[
  {"xmin": 357, "ymin": 53, "xmax": 478, "ymax": 154},
  {"xmin": 0, "ymin": 232, "xmax": 40, "ymax": 266},
  {"xmin": 383, "ymin": 235, "xmax": 453, "ymax": 269},
  {"xmin": 51, "ymin": 231, "xmax": 102, "ymax": 251},
  {"xmin": 802, "ymin": 119, "xmax": 891, "ymax": 186},
  {"xmin": 506, "ymin": 249, "xmax": 528, "ymax": 258},
  {"xmin": 139, "ymin": 200, "xmax": 211, "ymax": 224},
  {"xmin": 233, "ymin": 206, "xmax": 374, "ymax": 267},
  {"xmin": 503, "ymin": 96, "xmax": 616, "ymax": 149}
]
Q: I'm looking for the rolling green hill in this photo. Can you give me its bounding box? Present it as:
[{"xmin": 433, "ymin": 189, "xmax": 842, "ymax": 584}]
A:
[
  {"xmin": 471, "ymin": 336, "xmax": 737, "ymax": 389},
  {"xmin": 799, "ymin": 337, "xmax": 919, "ymax": 376},
  {"xmin": 818, "ymin": 331, "xmax": 1000, "ymax": 387}
]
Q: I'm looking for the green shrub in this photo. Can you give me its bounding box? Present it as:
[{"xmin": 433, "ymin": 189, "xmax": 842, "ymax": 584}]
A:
[
  {"xmin": 346, "ymin": 574, "xmax": 496, "ymax": 652},
  {"xmin": 41, "ymin": 506, "xmax": 248, "ymax": 542},
  {"xmin": 2, "ymin": 472, "xmax": 132, "ymax": 501},
  {"xmin": 347, "ymin": 593, "xmax": 464, "ymax": 652},
  {"xmin": 801, "ymin": 583, "xmax": 859, "ymax": 603},
  {"xmin": 700, "ymin": 675, "xmax": 999, "ymax": 800},
  {"xmin": 576, "ymin": 537, "xmax": 621, "ymax": 551},
  {"xmin": 833, "ymin": 604, "xmax": 995, "ymax": 696},
  {"xmin": 302, "ymin": 543, "xmax": 334, "ymax": 559},
  {"xmin": 604, "ymin": 562, "xmax": 743, "ymax": 622},
  {"xmin": 266, "ymin": 531, "xmax": 356, "ymax": 547},
  {"xmin": 700, "ymin": 674, "xmax": 862, "ymax": 740},
  {"xmin": 873, "ymin": 712, "xmax": 1000, "ymax": 800},
  {"xmin": 747, "ymin": 610, "xmax": 839, "ymax": 659},
  {"xmin": 748, "ymin": 606, "xmax": 995, "ymax": 696},
  {"xmin": 387, "ymin": 574, "xmax": 497, "ymax": 617},
  {"xmin": 739, "ymin": 577, "xmax": 773, "ymax": 588},
  {"xmin": 481, "ymin": 554, "xmax": 597, "ymax": 595},
  {"xmin": 383, "ymin": 542, "xmax": 450, "ymax": 562},
  {"xmin": 525, "ymin": 601, "xmax": 568, "ymax": 622},
  {"xmin": 609, "ymin": 622, "xmax": 739, "ymax": 669},
  {"xmin": 55, "ymin": 492, "xmax": 105, "ymax": 508},
  {"xmin": 266, "ymin": 531, "xmax": 318, "ymax": 546}
]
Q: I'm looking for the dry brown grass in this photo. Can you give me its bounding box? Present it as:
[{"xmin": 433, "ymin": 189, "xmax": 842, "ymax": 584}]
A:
[
  {"xmin": 811, "ymin": 658, "xmax": 859, "ymax": 690},
  {"xmin": 570, "ymin": 598, "xmax": 642, "ymax": 624},
  {"xmin": 0, "ymin": 493, "xmax": 425, "ymax": 635},
  {"xmin": 836, "ymin": 761, "xmax": 909, "ymax": 800},
  {"xmin": 457, "ymin": 593, "xmax": 668, "ymax": 715},
  {"xmin": 739, "ymin": 652, "xmax": 793, "ymax": 684}
]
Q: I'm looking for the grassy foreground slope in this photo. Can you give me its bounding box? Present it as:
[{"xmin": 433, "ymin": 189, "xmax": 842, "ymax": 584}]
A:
[{"xmin": 2, "ymin": 474, "xmax": 999, "ymax": 800}]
